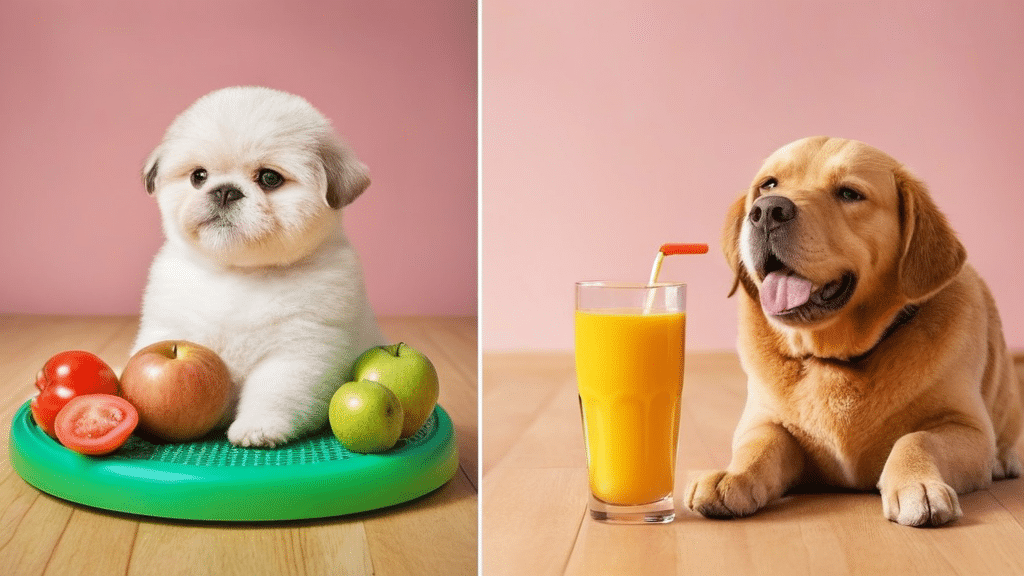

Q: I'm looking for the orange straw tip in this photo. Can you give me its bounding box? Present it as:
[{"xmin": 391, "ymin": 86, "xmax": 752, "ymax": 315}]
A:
[{"xmin": 659, "ymin": 243, "xmax": 709, "ymax": 255}]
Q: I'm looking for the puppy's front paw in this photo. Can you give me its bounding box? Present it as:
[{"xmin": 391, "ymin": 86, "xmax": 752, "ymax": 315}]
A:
[
  {"xmin": 684, "ymin": 470, "xmax": 770, "ymax": 518},
  {"xmin": 881, "ymin": 481, "xmax": 962, "ymax": 526},
  {"xmin": 993, "ymin": 452, "xmax": 1022, "ymax": 480},
  {"xmin": 227, "ymin": 413, "xmax": 294, "ymax": 449}
]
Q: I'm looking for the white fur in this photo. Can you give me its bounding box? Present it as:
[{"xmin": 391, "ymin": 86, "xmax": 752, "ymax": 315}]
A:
[{"xmin": 134, "ymin": 86, "xmax": 384, "ymax": 448}]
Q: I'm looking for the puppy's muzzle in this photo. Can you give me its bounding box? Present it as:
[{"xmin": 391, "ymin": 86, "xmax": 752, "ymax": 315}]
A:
[
  {"xmin": 749, "ymin": 195, "xmax": 796, "ymax": 232},
  {"xmin": 210, "ymin": 184, "xmax": 245, "ymax": 208}
]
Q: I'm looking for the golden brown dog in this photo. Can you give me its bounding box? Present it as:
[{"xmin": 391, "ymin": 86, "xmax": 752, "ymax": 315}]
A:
[{"xmin": 684, "ymin": 136, "xmax": 1022, "ymax": 526}]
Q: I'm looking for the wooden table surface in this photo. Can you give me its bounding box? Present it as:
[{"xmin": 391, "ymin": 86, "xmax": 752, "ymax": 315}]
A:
[
  {"xmin": 0, "ymin": 314, "xmax": 477, "ymax": 576},
  {"xmin": 482, "ymin": 351, "xmax": 1024, "ymax": 576}
]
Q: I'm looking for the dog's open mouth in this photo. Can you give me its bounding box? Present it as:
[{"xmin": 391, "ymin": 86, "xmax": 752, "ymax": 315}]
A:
[{"xmin": 758, "ymin": 256, "xmax": 856, "ymax": 322}]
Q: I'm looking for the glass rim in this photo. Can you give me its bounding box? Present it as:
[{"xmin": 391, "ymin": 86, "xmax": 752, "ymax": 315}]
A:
[{"xmin": 575, "ymin": 280, "xmax": 687, "ymax": 289}]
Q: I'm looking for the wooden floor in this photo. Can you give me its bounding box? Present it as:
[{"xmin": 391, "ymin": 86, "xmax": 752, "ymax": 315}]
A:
[
  {"xmin": 482, "ymin": 351, "xmax": 1024, "ymax": 576},
  {"xmin": 0, "ymin": 314, "xmax": 477, "ymax": 576}
]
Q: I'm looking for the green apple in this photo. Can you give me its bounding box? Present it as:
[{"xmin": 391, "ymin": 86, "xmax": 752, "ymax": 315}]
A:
[
  {"xmin": 329, "ymin": 380, "xmax": 404, "ymax": 454},
  {"xmin": 350, "ymin": 342, "xmax": 440, "ymax": 438}
]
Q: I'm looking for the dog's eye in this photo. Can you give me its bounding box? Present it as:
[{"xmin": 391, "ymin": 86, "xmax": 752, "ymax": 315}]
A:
[
  {"xmin": 837, "ymin": 187, "xmax": 865, "ymax": 202},
  {"xmin": 190, "ymin": 168, "xmax": 208, "ymax": 188},
  {"xmin": 759, "ymin": 178, "xmax": 778, "ymax": 192},
  {"xmin": 257, "ymin": 169, "xmax": 285, "ymax": 191}
]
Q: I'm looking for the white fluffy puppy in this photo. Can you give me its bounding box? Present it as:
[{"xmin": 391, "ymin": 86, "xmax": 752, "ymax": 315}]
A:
[{"xmin": 134, "ymin": 86, "xmax": 384, "ymax": 448}]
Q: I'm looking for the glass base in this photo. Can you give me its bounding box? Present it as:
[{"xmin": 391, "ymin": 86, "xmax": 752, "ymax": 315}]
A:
[{"xmin": 588, "ymin": 493, "xmax": 675, "ymax": 524}]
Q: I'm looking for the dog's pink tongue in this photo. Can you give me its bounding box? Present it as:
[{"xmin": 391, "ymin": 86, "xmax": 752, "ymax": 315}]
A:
[{"xmin": 760, "ymin": 271, "xmax": 813, "ymax": 315}]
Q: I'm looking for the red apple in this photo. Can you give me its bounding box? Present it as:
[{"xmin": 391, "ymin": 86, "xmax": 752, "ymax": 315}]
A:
[{"xmin": 119, "ymin": 340, "xmax": 232, "ymax": 442}]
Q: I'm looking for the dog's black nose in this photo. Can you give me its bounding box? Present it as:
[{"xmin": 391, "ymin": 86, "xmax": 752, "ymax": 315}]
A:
[
  {"xmin": 210, "ymin": 185, "xmax": 245, "ymax": 207},
  {"xmin": 749, "ymin": 195, "xmax": 797, "ymax": 231}
]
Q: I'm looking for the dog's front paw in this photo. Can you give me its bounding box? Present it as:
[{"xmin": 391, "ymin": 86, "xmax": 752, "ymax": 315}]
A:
[
  {"xmin": 993, "ymin": 452, "xmax": 1022, "ymax": 480},
  {"xmin": 684, "ymin": 470, "xmax": 770, "ymax": 518},
  {"xmin": 881, "ymin": 481, "xmax": 962, "ymax": 526},
  {"xmin": 227, "ymin": 413, "xmax": 294, "ymax": 449}
]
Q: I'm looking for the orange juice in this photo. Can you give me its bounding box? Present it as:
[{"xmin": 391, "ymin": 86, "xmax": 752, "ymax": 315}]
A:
[{"xmin": 574, "ymin": 310, "xmax": 685, "ymax": 505}]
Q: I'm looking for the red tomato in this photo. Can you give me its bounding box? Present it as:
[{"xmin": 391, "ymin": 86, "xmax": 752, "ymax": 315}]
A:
[
  {"xmin": 54, "ymin": 394, "xmax": 138, "ymax": 455},
  {"xmin": 30, "ymin": 350, "xmax": 120, "ymax": 437}
]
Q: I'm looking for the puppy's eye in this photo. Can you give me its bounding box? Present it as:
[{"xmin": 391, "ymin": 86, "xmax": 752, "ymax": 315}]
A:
[
  {"xmin": 257, "ymin": 169, "xmax": 285, "ymax": 191},
  {"xmin": 190, "ymin": 168, "xmax": 208, "ymax": 188},
  {"xmin": 759, "ymin": 178, "xmax": 778, "ymax": 192},
  {"xmin": 837, "ymin": 187, "xmax": 865, "ymax": 202}
]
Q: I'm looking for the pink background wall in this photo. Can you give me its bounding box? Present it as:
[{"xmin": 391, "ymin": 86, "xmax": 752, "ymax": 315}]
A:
[
  {"xmin": 483, "ymin": 0, "xmax": 1024, "ymax": 351},
  {"xmin": 0, "ymin": 1, "xmax": 477, "ymax": 317}
]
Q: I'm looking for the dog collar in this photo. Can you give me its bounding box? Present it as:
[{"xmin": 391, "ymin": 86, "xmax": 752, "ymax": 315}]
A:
[{"xmin": 812, "ymin": 304, "xmax": 920, "ymax": 366}]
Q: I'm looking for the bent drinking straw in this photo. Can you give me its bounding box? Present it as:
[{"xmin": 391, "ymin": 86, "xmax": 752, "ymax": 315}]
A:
[{"xmin": 644, "ymin": 243, "xmax": 708, "ymax": 313}]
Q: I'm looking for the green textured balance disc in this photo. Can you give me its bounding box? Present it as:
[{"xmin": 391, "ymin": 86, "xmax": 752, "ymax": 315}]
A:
[{"xmin": 9, "ymin": 400, "xmax": 458, "ymax": 521}]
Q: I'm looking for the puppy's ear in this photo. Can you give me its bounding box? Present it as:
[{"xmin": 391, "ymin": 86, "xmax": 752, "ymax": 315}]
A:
[
  {"xmin": 896, "ymin": 168, "xmax": 966, "ymax": 302},
  {"xmin": 318, "ymin": 138, "xmax": 370, "ymax": 209},
  {"xmin": 143, "ymin": 148, "xmax": 160, "ymax": 195},
  {"xmin": 722, "ymin": 192, "xmax": 750, "ymax": 297}
]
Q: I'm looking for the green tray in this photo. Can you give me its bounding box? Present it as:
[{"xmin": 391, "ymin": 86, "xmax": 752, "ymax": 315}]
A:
[{"xmin": 9, "ymin": 400, "xmax": 458, "ymax": 521}]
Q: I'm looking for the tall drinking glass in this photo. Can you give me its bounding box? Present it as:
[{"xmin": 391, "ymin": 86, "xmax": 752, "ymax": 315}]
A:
[{"xmin": 574, "ymin": 282, "xmax": 686, "ymax": 524}]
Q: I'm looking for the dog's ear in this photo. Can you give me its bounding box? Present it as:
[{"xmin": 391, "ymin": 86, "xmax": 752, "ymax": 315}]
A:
[
  {"xmin": 143, "ymin": 149, "xmax": 160, "ymax": 195},
  {"xmin": 318, "ymin": 137, "xmax": 370, "ymax": 209},
  {"xmin": 896, "ymin": 168, "xmax": 966, "ymax": 302},
  {"xmin": 723, "ymin": 192, "xmax": 750, "ymax": 297}
]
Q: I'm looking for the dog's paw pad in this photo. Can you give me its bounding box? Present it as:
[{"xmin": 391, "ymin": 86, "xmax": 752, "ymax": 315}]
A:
[{"xmin": 882, "ymin": 481, "xmax": 962, "ymax": 527}]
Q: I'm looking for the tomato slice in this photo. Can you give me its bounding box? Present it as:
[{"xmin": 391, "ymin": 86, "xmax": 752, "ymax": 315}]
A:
[
  {"xmin": 30, "ymin": 350, "xmax": 120, "ymax": 437},
  {"xmin": 54, "ymin": 394, "xmax": 138, "ymax": 456}
]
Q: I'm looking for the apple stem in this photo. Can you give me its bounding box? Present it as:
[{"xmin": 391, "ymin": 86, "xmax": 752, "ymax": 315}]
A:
[
  {"xmin": 172, "ymin": 343, "xmax": 178, "ymax": 359},
  {"xmin": 394, "ymin": 342, "xmax": 404, "ymax": 356}
]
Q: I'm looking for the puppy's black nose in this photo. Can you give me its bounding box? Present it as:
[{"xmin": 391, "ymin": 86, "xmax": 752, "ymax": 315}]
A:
[
  {"xmin": 749, "ymin": 195, "xmax": 797, "ymax": 232},
  {"xmin": 210, "ymin": 185, "xmax": 245, "ymax": 207}
]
